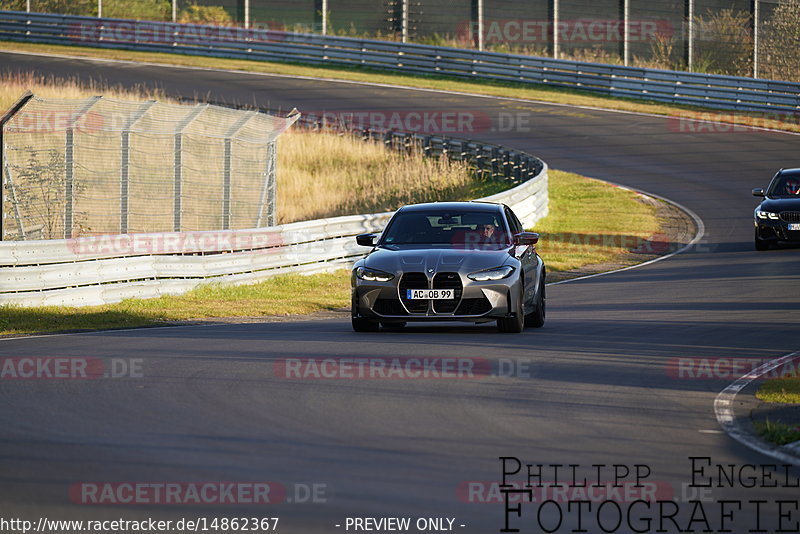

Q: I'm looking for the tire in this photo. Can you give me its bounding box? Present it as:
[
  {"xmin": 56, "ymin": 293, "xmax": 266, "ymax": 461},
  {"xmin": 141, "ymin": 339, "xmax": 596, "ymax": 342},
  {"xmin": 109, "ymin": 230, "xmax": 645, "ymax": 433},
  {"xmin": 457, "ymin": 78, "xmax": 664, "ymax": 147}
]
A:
[
  {"xmin": 525, "ymin": 279, "xmax": 546, "ymax": 328},
  {"xmin": 755, "ymin": 229, "xmax": 769, "ymax": 251},
  {"xmin": 352, "ymin": 296, "xmax": 380, "ymax": 332},
  {"xmin": 497, "ymin": 290, "xmax": 525, "ymax": 333},
  {"xmin": 352, "ymin": 316, "xmax": 380, "ymax": 332}
]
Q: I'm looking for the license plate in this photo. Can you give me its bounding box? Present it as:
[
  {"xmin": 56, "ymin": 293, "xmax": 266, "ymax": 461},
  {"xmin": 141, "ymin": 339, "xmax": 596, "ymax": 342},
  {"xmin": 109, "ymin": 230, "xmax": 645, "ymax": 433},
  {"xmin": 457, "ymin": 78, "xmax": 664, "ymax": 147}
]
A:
[
  {"xmin": 789, "ymin": 223, "xmax": 800, "ymax": 231},
  {"xmin": 406, "ymin": 289, "xmax": 455, "ymax": 300}
]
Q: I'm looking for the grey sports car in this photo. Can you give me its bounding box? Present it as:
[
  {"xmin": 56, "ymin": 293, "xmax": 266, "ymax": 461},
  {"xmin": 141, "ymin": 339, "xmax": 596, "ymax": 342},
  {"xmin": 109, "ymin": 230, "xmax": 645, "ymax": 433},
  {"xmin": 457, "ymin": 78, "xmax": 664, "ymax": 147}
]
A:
[{"xmin": 351, "ymin": 201, "xmax": 546, "ymax": 333}]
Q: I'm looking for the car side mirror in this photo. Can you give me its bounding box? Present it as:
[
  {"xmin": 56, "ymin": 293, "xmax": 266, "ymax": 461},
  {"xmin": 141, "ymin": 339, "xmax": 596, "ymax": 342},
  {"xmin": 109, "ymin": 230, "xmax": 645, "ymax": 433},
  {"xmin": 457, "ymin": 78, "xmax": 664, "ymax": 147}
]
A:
[
  {"xmin": 514, "ymin": 232, "xmax": 539, "ymax": 246},
  {"xmin": 356, "ymin": 233, "xmax": 377, "ymax": 246},
  {"xmin": 752, "ymin": 188, "xmax": 765, "ymax": 197}
]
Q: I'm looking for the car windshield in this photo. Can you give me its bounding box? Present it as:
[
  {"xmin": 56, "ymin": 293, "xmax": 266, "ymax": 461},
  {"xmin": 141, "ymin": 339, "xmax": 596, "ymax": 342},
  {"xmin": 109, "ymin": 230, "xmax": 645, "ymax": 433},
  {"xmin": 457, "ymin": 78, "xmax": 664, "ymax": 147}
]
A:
[
  {"xmin": 380, "ymin": 210, "xmax": 510, "ymax": 248},
  {"xmin": 768, "ymin": 173, "xmax": 800, "ymax": 197}
]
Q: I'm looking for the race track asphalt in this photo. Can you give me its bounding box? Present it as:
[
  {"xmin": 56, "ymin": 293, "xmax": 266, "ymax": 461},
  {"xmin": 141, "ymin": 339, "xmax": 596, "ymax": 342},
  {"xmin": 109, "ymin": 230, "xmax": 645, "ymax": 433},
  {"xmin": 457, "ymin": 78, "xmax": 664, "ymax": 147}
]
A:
[{"xmin": 1, "ymin": 51, "xmax": 799, "ymax": 533}]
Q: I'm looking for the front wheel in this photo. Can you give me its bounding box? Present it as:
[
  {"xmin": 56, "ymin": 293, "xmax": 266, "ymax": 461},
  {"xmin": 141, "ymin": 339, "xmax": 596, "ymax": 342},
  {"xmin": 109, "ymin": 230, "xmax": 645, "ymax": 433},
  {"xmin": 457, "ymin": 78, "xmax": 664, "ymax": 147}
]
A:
[
  {"xmin": 352, "ymin": 316, "xmax": 380, "ymax": 332},
  {"xmin": 755, "ymin": 229, "xmax": 769, "ymax": 251},
  {"xmin": 497, "ymin": 290, "xmax": 525, "ymax": 333},
  {"xmin": 525, "ymin": 279, "xmax": 546, "ymax": 328}
]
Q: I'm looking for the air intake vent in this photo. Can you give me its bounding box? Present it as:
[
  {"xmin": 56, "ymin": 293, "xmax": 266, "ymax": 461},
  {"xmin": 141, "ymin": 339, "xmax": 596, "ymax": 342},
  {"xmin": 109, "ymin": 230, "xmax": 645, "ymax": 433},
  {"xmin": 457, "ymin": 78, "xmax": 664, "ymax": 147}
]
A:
[
  {"xmin": 432, "ymin": 272, "xmax": 462, "ymax": 313},
  {"xmin": 399, "ymin": 272, "xmax": 428, "ymax": 313}
]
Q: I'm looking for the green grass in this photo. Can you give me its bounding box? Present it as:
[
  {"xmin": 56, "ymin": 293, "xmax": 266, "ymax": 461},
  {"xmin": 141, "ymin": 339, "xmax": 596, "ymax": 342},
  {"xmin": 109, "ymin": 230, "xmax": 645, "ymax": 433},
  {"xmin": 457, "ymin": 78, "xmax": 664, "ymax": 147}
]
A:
[
  {"xmin": 0, "ymin": 170, "xmax": 660, "ymax": 336},
  {"xmin": 753, "ymin": 419, "xmax": 800, "ymax": 446},
  {"xmin": 3, "ymin": 40, "xmax": 799, "ymax": 134},
  {"xmin": 756, "ymin": 375, "xmax": 800, "ymax": 404},
  {"xmin": 532, "ymin": 170, "xmax": 660, "ymax": 271},
  {"xmin": 0, "ymin": 272, "xmax": 351, "ymax": 336}
]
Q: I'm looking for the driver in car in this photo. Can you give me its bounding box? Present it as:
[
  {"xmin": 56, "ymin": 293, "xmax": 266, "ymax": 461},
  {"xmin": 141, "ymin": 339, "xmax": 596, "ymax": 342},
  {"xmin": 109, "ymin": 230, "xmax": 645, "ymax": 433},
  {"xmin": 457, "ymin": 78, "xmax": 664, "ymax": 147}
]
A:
[
  {"xmin": 785, "ymin": 178, "xmax": 800, "ymax": 195},
  {"xmin": 478, "ymin": 223, "xmax": 497, "ymax": 239}
]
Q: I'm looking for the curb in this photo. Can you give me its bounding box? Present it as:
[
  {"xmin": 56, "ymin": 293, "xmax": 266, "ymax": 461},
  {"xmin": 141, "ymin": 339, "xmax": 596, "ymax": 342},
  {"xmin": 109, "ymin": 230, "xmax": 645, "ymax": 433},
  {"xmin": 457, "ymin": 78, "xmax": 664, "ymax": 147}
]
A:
[
  {"xmin": 548, "ymin": 181, "xmax": 705, "ymax": 286},
  {"xmin": 714, "ymin": 350, "xmax": 800, "ymax": 466}
]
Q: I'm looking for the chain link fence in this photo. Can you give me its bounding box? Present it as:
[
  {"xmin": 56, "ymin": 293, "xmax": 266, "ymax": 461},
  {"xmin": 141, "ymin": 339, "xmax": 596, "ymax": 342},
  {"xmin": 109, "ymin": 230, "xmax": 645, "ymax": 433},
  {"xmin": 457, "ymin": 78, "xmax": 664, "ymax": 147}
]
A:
[
  {"xmin": 8, "ymin": 0, "xmax": 798, "ymax": 81},
  {"xmin": 0, "ymin": 94, "xmax": 297, "ymax": 240}
]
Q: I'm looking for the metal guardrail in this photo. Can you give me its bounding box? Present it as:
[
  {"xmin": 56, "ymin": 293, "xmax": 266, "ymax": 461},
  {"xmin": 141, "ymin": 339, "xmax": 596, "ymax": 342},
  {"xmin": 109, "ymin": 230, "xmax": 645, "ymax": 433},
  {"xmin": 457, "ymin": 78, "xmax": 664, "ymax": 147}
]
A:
[{"xmin": 1, "ymin": 10, "xmax": 800, "ymax": 113}]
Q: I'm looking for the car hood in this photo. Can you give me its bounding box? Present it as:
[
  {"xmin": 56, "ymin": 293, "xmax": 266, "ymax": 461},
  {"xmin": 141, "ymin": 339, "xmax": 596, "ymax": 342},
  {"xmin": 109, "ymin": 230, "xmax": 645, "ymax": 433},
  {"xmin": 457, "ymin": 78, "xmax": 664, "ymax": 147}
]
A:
[
  {"xmin": 759, "ymin": 197, "xmax": 800, "ymax": 211},
  {"xmin": 364, "ymin": 245, "xmax": 514, "ymax": 275}
]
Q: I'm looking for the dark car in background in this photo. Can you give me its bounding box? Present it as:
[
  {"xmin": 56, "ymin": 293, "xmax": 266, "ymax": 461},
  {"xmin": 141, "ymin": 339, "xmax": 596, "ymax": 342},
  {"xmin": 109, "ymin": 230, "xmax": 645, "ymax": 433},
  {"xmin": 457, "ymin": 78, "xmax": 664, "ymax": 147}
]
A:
[
  {"xmin": 350, "ymin": 201, "xmax": 546, "ymax": 333},
  {"xmin": 753, "ymin": 168, "xmax": 800, "ymax": 250}
]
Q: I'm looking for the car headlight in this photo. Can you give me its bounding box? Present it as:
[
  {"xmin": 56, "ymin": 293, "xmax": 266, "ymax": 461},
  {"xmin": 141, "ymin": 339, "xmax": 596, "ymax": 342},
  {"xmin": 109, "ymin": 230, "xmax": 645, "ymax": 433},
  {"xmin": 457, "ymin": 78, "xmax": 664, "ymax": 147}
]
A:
[
  {"xmin": 467, "ymin": 265, "xmax": 515, "ymax": 281},
  {"xmin": 756, "ymin": 210, "xmax": 780, "ymax": 220},
  {"xmin": 355, "ymin": 266, "xmax": 395, "ymax": 282}
]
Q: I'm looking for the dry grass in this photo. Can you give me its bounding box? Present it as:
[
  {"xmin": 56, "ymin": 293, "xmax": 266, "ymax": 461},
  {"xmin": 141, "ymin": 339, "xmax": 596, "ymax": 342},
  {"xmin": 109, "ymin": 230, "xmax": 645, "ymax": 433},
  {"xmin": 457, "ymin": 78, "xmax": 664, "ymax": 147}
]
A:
[
  {"xmin": 0, "ymin": 71, "xmax": 169, "ymax": 110},
  {"xmin": 277, "ymin": 131, "xmax": 499, "ymax": 222}
]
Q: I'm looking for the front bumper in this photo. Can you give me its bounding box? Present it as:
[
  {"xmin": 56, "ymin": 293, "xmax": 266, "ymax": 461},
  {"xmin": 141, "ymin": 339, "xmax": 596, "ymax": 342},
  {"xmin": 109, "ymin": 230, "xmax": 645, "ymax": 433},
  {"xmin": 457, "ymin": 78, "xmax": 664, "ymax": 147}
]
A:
[
  {"xmin": 755, "ymin": 218, "xmax": 800, "ymax": 243},
  {"xmin": 352, "ymin": 271, "xmax": 522, "ymax": 322}
]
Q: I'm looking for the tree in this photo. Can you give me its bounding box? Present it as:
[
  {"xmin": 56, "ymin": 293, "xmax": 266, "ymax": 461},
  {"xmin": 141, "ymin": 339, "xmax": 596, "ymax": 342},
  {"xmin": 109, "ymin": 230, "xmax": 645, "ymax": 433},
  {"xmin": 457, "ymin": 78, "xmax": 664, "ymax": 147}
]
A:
[{"xmin": 761, "ymin": 0, "xmax": 800, "ymax": 81}]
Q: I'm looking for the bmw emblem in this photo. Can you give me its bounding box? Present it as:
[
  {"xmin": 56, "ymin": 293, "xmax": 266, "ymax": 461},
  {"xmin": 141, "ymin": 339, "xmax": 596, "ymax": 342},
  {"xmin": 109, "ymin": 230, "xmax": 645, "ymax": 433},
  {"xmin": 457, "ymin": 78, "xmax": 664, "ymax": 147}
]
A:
[{"xmin": 427, "ymin": 268, "xmax": 435, "ymax": 274}]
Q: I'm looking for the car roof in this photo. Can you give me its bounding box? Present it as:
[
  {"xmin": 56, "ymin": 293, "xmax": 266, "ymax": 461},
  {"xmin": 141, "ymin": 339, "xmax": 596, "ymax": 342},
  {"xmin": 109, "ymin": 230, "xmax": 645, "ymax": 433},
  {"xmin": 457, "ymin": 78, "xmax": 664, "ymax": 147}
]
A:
[
  {"xmin": 778, "ymin": 168, "xmax": 800, "ymax": 175},
  {"xmin": 397, "ymin": 201, "xmax": 504, "ymax": 214}
]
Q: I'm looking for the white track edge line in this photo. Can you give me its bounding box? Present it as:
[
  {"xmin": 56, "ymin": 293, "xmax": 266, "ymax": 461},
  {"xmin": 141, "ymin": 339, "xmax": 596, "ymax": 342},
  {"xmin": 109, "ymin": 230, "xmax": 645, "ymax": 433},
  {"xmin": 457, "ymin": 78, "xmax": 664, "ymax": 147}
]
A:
[
  {"xmin": 714, "ymin": 350, "xmax": 800, "ymax": 466},
  {"xmin": 547, "ymin": 181, "xmax": 706, "ymax": 285}
]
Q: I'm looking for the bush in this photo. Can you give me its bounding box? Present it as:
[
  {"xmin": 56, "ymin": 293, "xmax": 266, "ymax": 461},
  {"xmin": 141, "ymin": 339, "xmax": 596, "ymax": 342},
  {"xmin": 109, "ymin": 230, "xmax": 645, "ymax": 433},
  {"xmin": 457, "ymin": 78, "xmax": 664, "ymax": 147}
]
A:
[
  {"xmin": 693, "ymin": 8, "xmax": 753, "ymax": 76},
  {"xmin": 178, "ymin": 4, "xmax": 232, "ymax": 24},
  {"xmin": 102, "ymin": 0, "xmax": 170, "ymax": 21}
]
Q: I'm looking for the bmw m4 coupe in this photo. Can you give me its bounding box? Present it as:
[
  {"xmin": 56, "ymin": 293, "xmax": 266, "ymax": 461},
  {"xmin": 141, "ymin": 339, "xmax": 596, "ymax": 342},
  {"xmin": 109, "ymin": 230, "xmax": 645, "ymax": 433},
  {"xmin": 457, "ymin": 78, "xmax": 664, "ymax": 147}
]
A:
[
  {"xmin": 351, "ymin": 201, "xmax": 546, "ymax": 333},
  {"xmin": 753, "ymin": 168, "xmax": 800, "ymax": 250}
]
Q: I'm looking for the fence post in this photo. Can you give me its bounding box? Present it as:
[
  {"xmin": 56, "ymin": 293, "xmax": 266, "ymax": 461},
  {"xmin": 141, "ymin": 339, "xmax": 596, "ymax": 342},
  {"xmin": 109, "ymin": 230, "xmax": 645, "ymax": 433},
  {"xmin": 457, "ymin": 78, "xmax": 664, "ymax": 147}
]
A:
[
  {"xmin": 3, "ymin": 166, "xmax": 26, "ymax": 239},
  {"xmin": 0, "ymin": 91, "xmax": 34, "ymax": 241},
  {"xmin": 266, "ymin": 142, "xmax": 277, "ymax": 226},
  {"xmin": 173, "ymin": 105, "xmax": 206, "ymax": 232},
  {"xmin": 549, "ymin": 0, "xmax": 560, "ymax": 59},
  {"xmin": 119, "ymin": 100, "xmax": 156, "ymax": 234},
  {"xmin": 685, "ymin": 0, "xmax": 695, "ymax": 71},
  {"xmin": 470, "ymin": 0, "xmax": 484, "ymax": 51},
  {"xmin": 620, "ymin": 0, "xmax": 630, "ymax": 66},
  {"xmin": 64, "ymin": 96, "xmax": 101, "ymax": 239},
  {"xmin": 752, "ymin": 0, "xmax": 760, "ymax": 78},
  {"xmin": 314, "ymin": 0, "xmax": 328, "ymax": 34},
  {"xmin": 222, "ymin": 111, "xmax": 258, "ymax": 230}
]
